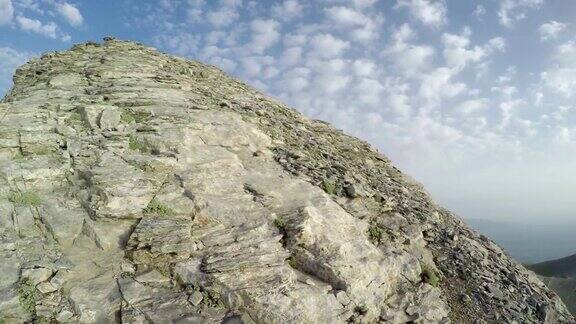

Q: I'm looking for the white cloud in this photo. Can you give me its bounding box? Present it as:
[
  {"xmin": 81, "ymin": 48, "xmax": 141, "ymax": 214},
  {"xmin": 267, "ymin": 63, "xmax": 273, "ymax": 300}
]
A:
[
  {"xmin": 221, "ymin": 0, "xmax": 242, "ymax": 7},
  {"xmin": 283, "ymin": 33, "xmax": 307, "ymax": 47},
  {"xmin": 280, "ymin": 46, "xmax": 302, "ymax": 66},
  {"xmin": 355, "ymin": 78, "xmax": 384, "ymax": 104},
  {"xmin": 395, "ymin": 0, "xmax": 447, "ymax": 28},
  {"xmin": 272, "ymin": 0, "xmax": 302, "ymax": 21},
  {"xmin": 419, "ymin": 67, "xmax": 467, "ymax": 104},
  {"xmin": 538, "ymin": 21, "xmax": 567, "ymax": 41},
  {"xmin": 351, "ymin": 24, "xmax": 377, "ymax": 42},
  {"xmin": 441, "ymin": 30, "xmax": 505, "ymax": 71},
  {"xmin": 306, "ymin": 58, "xmax": 347, "ymax": 75},
  {"xmin": 279, "ymin": 67, "xmax": 310, "ymax": 92},
  {"xmin": 325, "ymin": 6, "xmax": 369, "ymax": 27},
  {"xmin": 247, "ymin": 19, "xmax": 280, "ymax": 54},
  {"xmin": 498, "ymin": 0, "xmax": 543, "ymax": 28},
  {"xmin": 498, "ymin": 99, "xmax": 523, "ymax": 129},
  {"xmin": 385, "ymin": 24, "xmax": 435, "ymax": 76},
  {"xmin": 352, "ymin": 59, "xmax": 376, "ymax": 77},
  {"xmin": 352, "ymin": 0, "xmax": 378, "ymax": 8},
  {"xmin": 154, "ymin": 33, "xmax": 199, "ymax": 56},
  {"xmin": 497, "ymin": 66, "xmax": 516, "ymax": 84},
  {"xmin": 57, "ymin": 2, "xmax": 83, "ymax": 27},
  {"xmin": 457, "ymin": 98, "xmax": 488, "ymax": 116},
  {"xmin": 240, "ymin": 55, "xmax": 276, "ymax": 78},
  {"xmin": 206, "ymin": 3, "xmax": 240, "ymax": 28},
  {"xmin": 541, "ymin": 40, "xmax": 576, "ymax": 97},
  {"xmin": 473, "ymin": 5, "xmax": 486, "ymax": 18},
  {"xmin": 315, "ymin": 74, "xmax": 350, "ymax": 94},
  {"xmin": 487, "ymin": 37, "xmax": 507, "ymax": 52},
  {"xmin": 309, "ymin": 33, "xmax": 349, "ymax": 59},
  {"xmin": 15, "ymin": 15, "xmax": 58, "ymax": 38},
  {"xmin": 553, "ymin": 127, "xmax": 576, "ymax": 145},
  {"xmin": 388, "ymin": 87, "xmax": 412, "ymax": 117},
  {"xmin": 441, "ymin": 31, "xmax": 484, "ymax": 70},
  {"xmin": 0, "ymin": 0, "xmax": 14, "ymax": 25},
  {"xmin": 324, "ymin": 6, "xmax": 381, "ymax": 43}
]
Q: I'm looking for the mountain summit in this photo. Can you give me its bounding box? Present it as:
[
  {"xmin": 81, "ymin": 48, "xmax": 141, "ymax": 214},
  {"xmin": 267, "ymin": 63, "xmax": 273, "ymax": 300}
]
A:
[{"xmin": 0, "ymin": 39, "xmax": 572, "ymax": 323}]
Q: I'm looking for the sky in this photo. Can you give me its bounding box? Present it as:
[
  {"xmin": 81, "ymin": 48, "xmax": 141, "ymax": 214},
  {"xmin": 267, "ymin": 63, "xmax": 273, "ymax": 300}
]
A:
[{"xmin": 1, "ymin": 0, "xmax": 576, "ymax": 225}]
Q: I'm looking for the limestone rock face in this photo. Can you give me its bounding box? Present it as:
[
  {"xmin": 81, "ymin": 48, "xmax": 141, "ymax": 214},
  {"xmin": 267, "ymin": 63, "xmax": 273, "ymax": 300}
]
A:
[{"xmin": 0, "ymin": 39, "xmax": 573, "ymax": 323}]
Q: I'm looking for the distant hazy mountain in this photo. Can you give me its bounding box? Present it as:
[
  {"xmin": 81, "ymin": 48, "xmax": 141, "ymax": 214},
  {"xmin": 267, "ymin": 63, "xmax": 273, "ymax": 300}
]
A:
[
  {"xmin": 528, "ymin": 254, "xmax": 576, "ymax": 278},
  {"xmin": 465, "ymin": 218, "xmax": 576, "ymax": 263}
]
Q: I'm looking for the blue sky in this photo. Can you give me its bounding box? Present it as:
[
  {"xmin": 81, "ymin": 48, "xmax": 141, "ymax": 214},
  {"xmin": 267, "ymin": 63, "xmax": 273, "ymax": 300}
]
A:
[{"xmin": 2, "ymin": 0, "xmax": 576, "ymax": 224}]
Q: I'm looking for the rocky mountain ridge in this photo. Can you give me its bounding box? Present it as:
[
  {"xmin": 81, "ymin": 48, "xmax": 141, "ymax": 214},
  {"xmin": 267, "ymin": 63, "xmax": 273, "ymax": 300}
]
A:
[{"xmin": 0, "ymin": 38, "xmax": 573, "ymax": 323}]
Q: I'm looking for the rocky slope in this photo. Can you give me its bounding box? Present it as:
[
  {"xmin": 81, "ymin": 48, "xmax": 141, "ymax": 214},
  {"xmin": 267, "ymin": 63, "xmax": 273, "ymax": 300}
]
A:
[
  {"xmin": 539, "ymin": 277, "xmax": 576, "ymax": 316},
  {"xmin": 0, "ymin": 38, "xmax": 573, "ymax": 323}
]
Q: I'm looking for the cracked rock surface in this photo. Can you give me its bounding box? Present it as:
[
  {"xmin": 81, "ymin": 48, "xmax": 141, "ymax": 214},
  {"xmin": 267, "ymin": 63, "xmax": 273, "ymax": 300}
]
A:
[{"xmin": 0, "ymin": 39, "xmax": 573, "ymax": 323}]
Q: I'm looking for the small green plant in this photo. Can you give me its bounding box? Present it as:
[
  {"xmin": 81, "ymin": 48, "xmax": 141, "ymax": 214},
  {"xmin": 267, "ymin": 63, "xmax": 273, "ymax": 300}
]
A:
[
  {"xmin": 121, "ymin": 110, "xmax": 151, "ymax": 124},
  {"xmin": 273, "ymin": 217, "xmax": 287, "ymax": 231},
  {"xmin": 9, "ymin": 191, "xmax": 41, "ymax": 207},
  {"xmin": 143, "ymin": 199, "xmax": 173, "ymax": 216},
  {"xmin": 421, "ymin": 264, "xmax": 440, "ymax": 287},
  {"xmin": 367, "ymin": 223, "xmax": 384, "ymax": 245},
  {"xmin": 120, "ymin": 110, "xmax": 135, "ymax": 124},
  {"xmin": 128, "ymin": 135, "xmax": 150, "ymax": 153},
  {"xmin": 66, "ymin": 111, "xmax": 89, "ymax": 130},
  {"xmin": 321, "ymin": 180, "xmax": 337, "ymax": 195},
  {"xmin": 286, "ymin": 255, "xmax": 297, "ymax": 268},
  {"xmin": 18, "ymin": 278, "xmax": 37, "ymax": 317},
  {"xmin": 274, "ymin": 216, "xmax": 288, "ymax": 247},
  {"xmin": 203, "ymin": 289, "xmax": 223, "ymax": 307}
]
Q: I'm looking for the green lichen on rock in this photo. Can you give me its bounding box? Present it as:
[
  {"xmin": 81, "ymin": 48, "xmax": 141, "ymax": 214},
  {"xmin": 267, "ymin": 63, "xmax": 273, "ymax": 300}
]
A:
[
  {"xmin": 203, "ymin": 288, "xmax": 223, "ymax": 308},
  {"xmin": 286, "ymin": 255, "xmax": 298, "ymax": 268},
  {"xmin": 421, "ymin": 264, "xmax": 440, "ymax": 287},
  {"xmin": 9, "ymin": 191, "xmax": 41, "ymax": 207},
  {"xmin": 367, "ymin": 221, "xmax": 384, "ymax": 245},
  {"xmin": 128, "ymin": 135, "xmax": 150, "ymax": 153},
  {"xmin": 66, "ymin": 111, "xmax": 89, "ymax": 130},
  {"xmin": 18, "ymin": 278, "xmax": 37, "ymax": 318},
  {"xmin": 121, "ymin": 109, "xmax": 151, "ymax": 124},
  {"xmin": 321, "ymin": 180, "xmax": 337, "ymax": 195},
  {"xmin": 274, "ymin": 216, "xmax": 288, "ymax": 247},
  {"xmin": 273, "ymin": 216, "xmax": 286, "ymax": 232},
  {"xmin": 143, "ymin": 199, "xmax": 173, "ymax": 216}
]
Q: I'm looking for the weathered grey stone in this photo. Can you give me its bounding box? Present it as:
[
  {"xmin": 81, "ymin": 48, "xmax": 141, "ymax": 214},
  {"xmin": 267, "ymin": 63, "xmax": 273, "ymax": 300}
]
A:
[
  {"xmin": 37, "ymin": 282, "xmax": 58, "ymax": 294},
  {"xmin": 22, "ymin": 267, "xmax": 53, "ymax": 285},
  {"xmin": 486, "ymin": 284, "xmax": 505, "ymax": 300},
  {"xmin": 56, "ymin": 310, "xmax": 74, "ymax": 322},
  {"xmin": 189, "ymin": 291, "xmax": 204, "ymax": 306},
  {"xmin": 68, "ymin": 274, "xmax": 121, "ymax": 323},
  {"xmin": 98, "ymin": 106, "xmax": 121, "ymax": 130},
  {"xmin": 336, "ymin": 290, "xmax": 351, "ymax": 306},
  {"xmin": 135, "ymin": 269, "xmax": 171, "ymax": 286}
]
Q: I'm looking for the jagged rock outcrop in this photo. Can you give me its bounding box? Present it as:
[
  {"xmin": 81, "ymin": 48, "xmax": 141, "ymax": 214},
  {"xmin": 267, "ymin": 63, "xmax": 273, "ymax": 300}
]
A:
[{"xmin": 0, "ymin": 38, "xmax": 573, "ymax": 323}]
